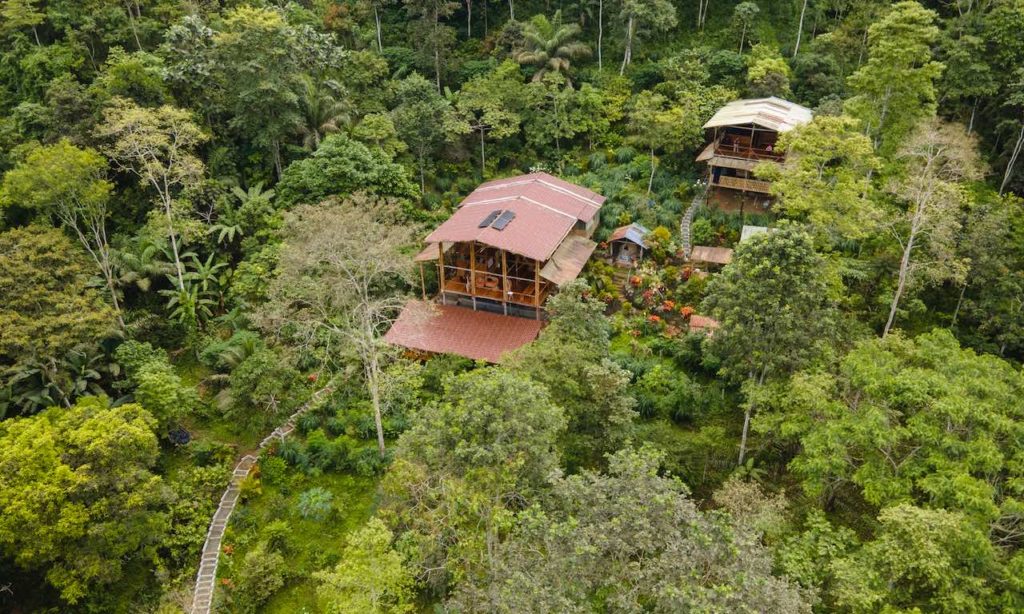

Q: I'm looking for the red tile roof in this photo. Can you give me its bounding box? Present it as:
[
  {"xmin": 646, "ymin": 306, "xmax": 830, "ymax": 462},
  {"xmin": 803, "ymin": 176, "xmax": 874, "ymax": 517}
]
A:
[
  {"xmin": 424, "ymin": 173, "xmax": 605, "ymax": 262},
  {"xmin": 467, "ymin": 173, "xmax": 605, "ymax": 222},
  {"xmin": 384, "ymin": 301, "xmax": 543, "ymax": 363}
]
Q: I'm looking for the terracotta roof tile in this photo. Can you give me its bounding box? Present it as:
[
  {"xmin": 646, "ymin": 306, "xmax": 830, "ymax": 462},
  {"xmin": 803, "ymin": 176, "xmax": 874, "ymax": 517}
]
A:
[
  {"xmin": 384, "ymin": 301, "xmax": 543, "ymax": 363},
  {"xmin": 424, "ymin": 173, "xmax": 606, "ymax": 262},
  {"xmin": 426, "ymin": 198, "xmax": 575, "ymax": 261}
]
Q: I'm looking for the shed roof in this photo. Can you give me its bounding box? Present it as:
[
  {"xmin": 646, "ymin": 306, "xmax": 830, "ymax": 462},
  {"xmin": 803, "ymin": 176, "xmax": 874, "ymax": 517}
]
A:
[
  {"xmin": 703, "ymin": 97, "xmax": 812, "ymax": 133},
  {"xmin": 540, "ymin": 235, "xmax": 597, "ymax": 286},
  {"xmin": 689, "ymin": 315, "xmax": 720, "ymax": 334},
  {"xmin": 384, "ymin": 301, "xmax": 543, "ymax": 363},
  {"xmin": 608, "ymin": 223, "xmax": 650, "ymax": 246},
  {"xmin": 424, "ymin": 173, "xmax": 605, "ymax": 262},
  {"xmin": 689, "ymin": 245, "xmax": 734, "ymax": 265},
  {"xmin": 740, "ymin": 225, "xmax": 773, "ymax": 242}
]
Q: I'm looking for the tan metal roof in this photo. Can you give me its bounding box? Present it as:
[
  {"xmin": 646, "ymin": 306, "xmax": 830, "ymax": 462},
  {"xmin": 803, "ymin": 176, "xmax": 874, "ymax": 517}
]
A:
[
  {"xmin": 689, "ymin": 246, "xmax": 734, "ymax": 265},
  {"xmin": 539, "ymin": 235, "xmax": 597, "ymax": 286},
  {"xmin": 703, "ymin": 97, "xmax": 812, "ymax": 133}
]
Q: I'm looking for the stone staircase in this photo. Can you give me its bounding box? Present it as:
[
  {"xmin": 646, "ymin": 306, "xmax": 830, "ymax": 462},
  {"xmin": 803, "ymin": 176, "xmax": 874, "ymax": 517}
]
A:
[
  {"xmin": 189, "ymin": 386, "xmax": 332, "ymax": 614},
  {"xmin": 681, "ymin": 183, "xmax": 709, "ymax": 260}
]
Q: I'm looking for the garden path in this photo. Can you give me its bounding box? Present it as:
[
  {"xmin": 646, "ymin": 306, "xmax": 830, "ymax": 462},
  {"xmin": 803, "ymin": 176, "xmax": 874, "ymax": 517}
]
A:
[
  {"xmin": 680, "ymin": 183, "xmax": 709, "ymax": 259},
  {"xmin": 189, "ymin": 386, "xmax": 332, "ymax": 614}
]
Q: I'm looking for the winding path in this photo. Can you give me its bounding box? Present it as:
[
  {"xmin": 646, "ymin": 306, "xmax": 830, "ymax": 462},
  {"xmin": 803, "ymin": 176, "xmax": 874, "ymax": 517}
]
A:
[
  {"xmin": 189, "ymin": 387, "xmax": 333, "ymax": 614},
  {"xmin": 681, "ymin": 183, "xmax": 709, "ymax": 260}
]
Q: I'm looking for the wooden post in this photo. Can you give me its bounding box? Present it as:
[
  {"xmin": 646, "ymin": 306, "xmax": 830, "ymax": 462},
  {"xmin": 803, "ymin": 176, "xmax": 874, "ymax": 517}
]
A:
[
  {"xmin": 419, "ymin": 262, "xmax": 427, "ymax": 300},
  {"xmin": 469, "ymin": 241, "xmax": 477, "ymax": 311},
  {"xmin": 437, "ymin": 243, "xmax": 445, "ymax": 304},
  {"xmin": 534, "ymin": 258, "xmax": 541, "ymax": 320},
  {"xmin": 501, "ymin": 249, "xmax": 509, "ymax": 316}
]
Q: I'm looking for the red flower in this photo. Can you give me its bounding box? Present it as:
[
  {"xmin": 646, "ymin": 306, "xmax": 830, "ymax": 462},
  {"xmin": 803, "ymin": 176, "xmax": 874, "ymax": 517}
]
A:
[
  {"xmin": 661, "ymin": 300, "xmax": 676, "ymax": 312},
  {"xmin": 680, "ymin": 306, "xmax": 695, "ymax": 318},
  {"xmin": 307, "ymin": 372, "xmax": 319, "ymax": 382},
  {"xmin": 647, "ymin": 314, "xmax": 662, "ymax": 324},
  {"xmin": 629, "ymin": 275, "xmax": 642, "ymax": 286}
]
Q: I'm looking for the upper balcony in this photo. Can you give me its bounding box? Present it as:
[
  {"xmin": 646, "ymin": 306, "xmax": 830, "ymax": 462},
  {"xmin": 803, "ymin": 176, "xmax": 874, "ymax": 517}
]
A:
[{"xmin": 712, "ymin": 139, "xmax": 784, "ymax": 163}]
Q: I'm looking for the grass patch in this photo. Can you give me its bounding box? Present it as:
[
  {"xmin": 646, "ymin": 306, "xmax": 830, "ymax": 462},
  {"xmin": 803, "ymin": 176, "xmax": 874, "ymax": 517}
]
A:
[{"xmin": 217, "ymin": 462, "xmax": 379, "ymax": 613}]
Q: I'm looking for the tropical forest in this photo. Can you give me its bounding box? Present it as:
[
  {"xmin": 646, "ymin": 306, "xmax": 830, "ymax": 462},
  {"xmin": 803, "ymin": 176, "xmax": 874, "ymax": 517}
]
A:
[{"xmin": 2, "ymin": 0, "xmax": 1024, "ymax": 612}]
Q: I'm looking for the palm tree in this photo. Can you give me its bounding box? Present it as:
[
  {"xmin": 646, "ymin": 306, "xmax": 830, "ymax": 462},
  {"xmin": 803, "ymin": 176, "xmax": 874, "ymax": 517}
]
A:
[
  {"xmin": 514, "ymin": 11, "xmax": 591, "ymax": 86},
  {"xmin": 296, "ymin": 76, "xmax": 351, "ymax": 150}
]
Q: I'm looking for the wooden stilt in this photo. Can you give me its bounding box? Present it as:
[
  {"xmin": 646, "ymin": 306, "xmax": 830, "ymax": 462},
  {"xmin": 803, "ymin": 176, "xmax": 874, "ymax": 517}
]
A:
[
  {"xmin": 469, "ymin": 241, "xmax": 477, "ymax": 311},
  {"xmin": 534, "ymin": 258, "xmax": 541, "ymax": 320},
  {"xmin": 419, "ymin": 262, "xmax": 427, "ymax": 300},
  {"xmin": 501, "ymin": 249, "xmax": 509, "ymax": 315},
  {"xmin": 437, "ymin": 243, "xmax": 445, "ymax": 304}
]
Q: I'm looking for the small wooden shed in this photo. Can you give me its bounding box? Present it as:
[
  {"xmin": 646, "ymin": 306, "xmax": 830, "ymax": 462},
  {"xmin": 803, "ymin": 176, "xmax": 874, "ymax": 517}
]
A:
[{"xmin": 608, "ymin": 223, "xmax": 650, "ymax": 267}]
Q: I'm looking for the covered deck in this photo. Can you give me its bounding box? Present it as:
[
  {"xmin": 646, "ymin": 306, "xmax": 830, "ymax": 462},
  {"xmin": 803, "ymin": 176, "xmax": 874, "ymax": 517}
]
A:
[{"xmin": 385, "ymin": 301, "xmax": 543, "ymax": 362}]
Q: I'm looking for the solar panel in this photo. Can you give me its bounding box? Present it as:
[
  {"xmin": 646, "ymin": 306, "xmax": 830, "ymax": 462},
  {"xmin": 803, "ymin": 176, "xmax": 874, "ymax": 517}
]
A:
[
  {"xmin": 491, "ymin": 210, "xmax": 516, "ymax": 231},
  {"xmin": 478, "ymin": 210, "xmax": 502, "ymax": 228}
]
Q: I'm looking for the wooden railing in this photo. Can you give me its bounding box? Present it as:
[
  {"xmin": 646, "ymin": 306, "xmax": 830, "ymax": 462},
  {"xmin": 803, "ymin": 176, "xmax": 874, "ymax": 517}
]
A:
[
  {"xmin": 713, "ymin": 142, "xmax": 784, "ymax": 162},
  {"xmin": 713, "ymin": 175, "xmax": 772, "ymax": 193}
]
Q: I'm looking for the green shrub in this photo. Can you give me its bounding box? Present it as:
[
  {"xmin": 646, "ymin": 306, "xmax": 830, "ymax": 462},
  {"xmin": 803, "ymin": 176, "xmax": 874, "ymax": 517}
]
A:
[
  {"xmin": 230, "ymin": 543, "xmax": 285, "ymax": 613},
  {"xmin": 278, "ymin": 439, "xmax": 310, "ymax": 470},
  {"xmin": 296, "ymin": 487, "xmax": 335, "ymax": 521},
  {"xmin": 259, "ymin": 456, "xmax": 288, "ymax": 486},
  {"xmin": 351, "ymin": 447, "xmax": 389, "ymax": 477},
  {"xmin": 114, "ymin": 340, "xmax": 166, "ymax": 376},
  {"xmin": 262, "ymin": 519, "xmax": 292, "ymax": 554},
  {"xmin": 189, "ymin": 440, "xmax": 234, "ymax": 467}
]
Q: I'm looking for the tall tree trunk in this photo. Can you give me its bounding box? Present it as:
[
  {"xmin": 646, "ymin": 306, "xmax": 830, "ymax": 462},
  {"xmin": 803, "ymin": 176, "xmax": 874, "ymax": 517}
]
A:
[
  {"xmin": 374, "ymin": 6, "xmax": 383, "ymax": 51},
  {"xmin": 272, "ymin": 140, "xmax": 283, "ymax": 179},
  {"xmin": 647, "ymin": 147, "xmax": 656, "ymax": 195},
  {"xmin": 619, "ymin": 15, "xmax": 633, "ymax": 75},
  {"xmin": 32, "ymin": 25, "xmax": 41, "ymax": 46},
  {"xmin": 967, "ymin": 97, "xmax": 978, "ymax": 135},
  {"xmin": 367, "ymin": 349, "xmax": 387, "ymax": 455},
  {"xmin": 479, "ymin": 127, "xmax": 486, "ymax": 176},
  {"xmin": 739, "ymin": 23, "xmax": 747, "ymax": 52},
  {"xmin": 64, "ymin": 213, "xmax": 126, "ymax": 329},
  {"xmin": 793, "ymin": 0, "xmax": 808, "ymax": 57},
  {"xmin": 950, "ymin": 280, "xmax": 968, "ymax": 328},
  {"xmin": 1000, "ymin": 121, "xmax": 1024, "ymax": 196},
  {"xmin": 466, "ymin": 0, "xmax": 472, "ymax": 37},
  {"xmin": 165, "ymin": 201, "xmax": 186, "ymax": 292},
  {"xmin": 597, "ymin": 0, "xmax": 603, "ymax": 70},
  {"xmin": 124, "ymin": 0, "xmax": 143, "ymax": 51},
  {"xmin": 884, "ymin": 211, "xmax": 920, "ymax": 337},
  {"xmin": 508, "ymin": 0, "xmax": 514, "ymax": 20}
]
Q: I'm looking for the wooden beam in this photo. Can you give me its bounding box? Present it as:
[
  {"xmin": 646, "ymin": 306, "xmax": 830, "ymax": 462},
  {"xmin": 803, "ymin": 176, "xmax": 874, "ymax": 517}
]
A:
[
  {"xmin": 501, "ymin": 249, "xmax": 509, "ymax": 316},
  {"xmin": 437, "ymin": 242, "xmax": 445, "ymax": 304},
  {"xmin": 534, "ymin": 258, "xmax": 541, "ymax": 320},
  {"xmin": 469, "ymin": 241, "xmax": 477, "ymax": 311}
]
